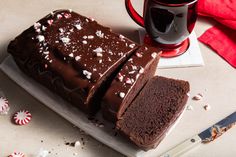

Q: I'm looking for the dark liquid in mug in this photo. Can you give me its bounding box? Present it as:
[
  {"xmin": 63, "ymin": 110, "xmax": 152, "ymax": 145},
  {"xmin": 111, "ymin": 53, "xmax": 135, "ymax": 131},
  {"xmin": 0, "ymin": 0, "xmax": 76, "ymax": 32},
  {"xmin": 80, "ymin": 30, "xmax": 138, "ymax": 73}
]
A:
[
  {"xmin": 153, "ymin": 0, "xmax": 196, "ymax": 4},
  {"xmin": 144, "ymin": 0, "xmax": 197, "ymax": 45}
]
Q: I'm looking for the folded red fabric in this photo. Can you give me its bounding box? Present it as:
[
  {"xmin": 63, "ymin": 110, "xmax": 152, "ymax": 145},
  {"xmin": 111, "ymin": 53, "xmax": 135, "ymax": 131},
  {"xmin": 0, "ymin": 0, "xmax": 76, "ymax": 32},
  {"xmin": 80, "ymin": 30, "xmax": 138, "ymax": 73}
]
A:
[{"xmin": 197, "ymin": 0, "xmax": 236, "ymax": 68}]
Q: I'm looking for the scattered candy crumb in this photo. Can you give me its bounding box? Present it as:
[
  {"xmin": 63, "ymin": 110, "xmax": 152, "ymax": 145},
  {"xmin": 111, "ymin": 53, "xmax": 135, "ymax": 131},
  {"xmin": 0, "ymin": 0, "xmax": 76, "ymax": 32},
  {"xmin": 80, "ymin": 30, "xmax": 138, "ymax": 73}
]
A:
[
  {"xmin": 192, "ymin": 93, "xmax": 203, "ymax": 101},
  {"xmin": 186, "ymin": 105, "xmax": 194, "ymax": 111}
]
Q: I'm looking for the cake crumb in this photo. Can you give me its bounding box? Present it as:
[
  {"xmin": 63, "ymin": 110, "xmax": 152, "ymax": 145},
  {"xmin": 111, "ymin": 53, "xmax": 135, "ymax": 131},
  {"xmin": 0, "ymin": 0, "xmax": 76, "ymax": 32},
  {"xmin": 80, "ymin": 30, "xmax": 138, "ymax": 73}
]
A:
[
  {"xmin": 192, "ymin": 93, "xmax": 203, "ymax": 100},
  {"xmin": 204, "ymin": 104, "xmax": 211, "ymax": 111},
  {"xmin": 119, "ymin": 92, "xmax": 125, "ymax": 98},
  {"xmin": 151, "ymin": 52, "xmax": 157, "ymax": 58},
  {"xmin": 75, "ymin": 56, "xmax": 81, "ymax": 61}
]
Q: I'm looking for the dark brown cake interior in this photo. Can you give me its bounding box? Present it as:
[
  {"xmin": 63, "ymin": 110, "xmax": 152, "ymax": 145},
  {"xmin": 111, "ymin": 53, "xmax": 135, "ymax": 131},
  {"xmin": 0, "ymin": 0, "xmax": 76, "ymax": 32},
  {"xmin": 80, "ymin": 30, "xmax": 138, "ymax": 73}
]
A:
[{"xmin": 116, "ymin": 76, "xmax": 190, "ymax": 150}]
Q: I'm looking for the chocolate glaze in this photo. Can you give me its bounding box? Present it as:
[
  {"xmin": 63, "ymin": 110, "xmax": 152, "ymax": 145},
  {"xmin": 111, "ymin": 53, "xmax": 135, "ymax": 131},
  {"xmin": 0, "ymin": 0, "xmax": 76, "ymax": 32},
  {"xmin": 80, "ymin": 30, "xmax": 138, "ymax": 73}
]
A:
[
  {"xmin": 116, "ymin": 76, "xmax": 190, "ymax": 151},
  {"xmin": 102, "ymin": 45, "xmax": 161, "ymax": 122},
  {"xmin": 8, "ymin": 9, "xmax": 138, "ymax": 114}
]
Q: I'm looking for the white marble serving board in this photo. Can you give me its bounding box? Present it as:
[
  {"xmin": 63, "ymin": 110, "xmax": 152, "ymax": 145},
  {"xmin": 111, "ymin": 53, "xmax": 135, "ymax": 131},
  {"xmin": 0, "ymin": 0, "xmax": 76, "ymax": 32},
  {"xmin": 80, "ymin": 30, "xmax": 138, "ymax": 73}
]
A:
[
  {"xmin": 0, "ymin": 56, "xmax": 184, "ymax": 157},
  {"xmin": 138, "ymin": 29, "xmax": 204, "ymax": 69}
]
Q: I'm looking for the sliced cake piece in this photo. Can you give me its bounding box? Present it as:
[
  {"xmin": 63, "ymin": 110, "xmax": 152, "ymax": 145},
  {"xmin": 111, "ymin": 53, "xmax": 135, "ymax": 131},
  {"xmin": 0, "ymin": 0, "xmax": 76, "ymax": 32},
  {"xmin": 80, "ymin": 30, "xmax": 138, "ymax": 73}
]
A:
[
  {"xmin": 102, "ymin": 45, "xmax": 161, "ymax": 122},
  {"xmin": 116, "ymin": 76, "xmax": 190, "ymax": 150},
  {"xmin": 8, "ymin": 9, "xmax": 138, "ymax": 114}
]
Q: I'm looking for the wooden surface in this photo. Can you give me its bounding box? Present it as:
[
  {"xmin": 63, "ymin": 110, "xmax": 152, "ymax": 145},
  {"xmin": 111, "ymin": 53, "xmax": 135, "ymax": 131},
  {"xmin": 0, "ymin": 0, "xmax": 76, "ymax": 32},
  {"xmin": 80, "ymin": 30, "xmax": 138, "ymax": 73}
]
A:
[{"xmin": 0, "ymin": 0, "xmax": 236, "ymax": 157}]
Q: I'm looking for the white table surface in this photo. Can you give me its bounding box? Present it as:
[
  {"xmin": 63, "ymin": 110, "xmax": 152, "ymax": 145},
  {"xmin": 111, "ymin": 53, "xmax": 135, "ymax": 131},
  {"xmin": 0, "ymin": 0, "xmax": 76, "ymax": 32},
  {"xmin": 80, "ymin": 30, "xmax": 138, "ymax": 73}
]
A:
[{"xmin": 0, "ymin": 0, "xmax": 236, "ymax": 157}]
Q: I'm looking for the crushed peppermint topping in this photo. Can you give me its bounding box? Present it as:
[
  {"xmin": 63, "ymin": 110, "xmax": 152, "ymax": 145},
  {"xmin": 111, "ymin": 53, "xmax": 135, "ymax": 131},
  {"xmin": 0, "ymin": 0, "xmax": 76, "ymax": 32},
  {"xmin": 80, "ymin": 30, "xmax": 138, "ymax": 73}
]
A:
[
  {"xmin": 83, "ymin": 36, "xmax": 87, "ymax": 39},
  {"xmin": 125, "ymin": 78, "xmax": 132, "ymax": 85},
  {"xmin": 69, "ymin": 9, "xmax": 72, "ymax": 12},
  {"xmin": 117, "ymin": 73, "xmax": 123, "ymax": 82},
  {"xmin": 57, "ymin": 14, "xmax": 63, "ymax": 19},
  {"xmin": 59, "ymin": 28, "xmax": 64, "ymax": 33},
  {"xmin": 64, "ymin": 13, "xmax": 71, "ymax": 19},
  {"xmin": 96, "ymin": 52, "xmax": 103, "ymax": 57},
  {"xmin": 131, "ymin": 65, "xmax": 137, "ymax": 70},
  {"xmin": 136, "ymin": 52, "xmax": 143, "ymax": 58},
  {"xmin": 47, "ymin": 19, "xmax": 53, "ymax": 25},
  {"xmin": 42, "ymin": 26, "xmax": 47, "ymax": 31},
  {"xmin": 43, "ymin": 51, "xmax": 49, "ymax": 55},
  {"xmin": 34, "ymin": 22, "xmax": 41, "ymax": 29},
  {"xmin": 74, "ymin": 24, "xmax": 82, "ymax": 30},
  {"xmin": 151, "ymin": 52, "xmax": 158, "ymax": 58},
  {"xmin": 93, "ymin": 47, "xmax": 103, "ymax": 53},
  {"xmin": 69, "ymin": 53, "xmax": 74, "ymax": 58},
  {"xmin": 75, "ymin": 56, "xmax": 81, "ymax": 61},
  {"xmin": 35, "ymin": 28, "xmax": 41, "ymax": 33},
  {"xmin": 60, "ymin": 37, "xmax": 70, "ymax": 43},
  {"xmin": 96, "ymin": 30, "xmax": 104, "ymax": 38},
  {"xmin": 119, "ymin": 92, "xmax": 125, "ymax": 98},
  {"xmin": 108, "ymin": 51, "xmax": 113, "ymax": 55},
  {"xmin": 129, "ymin": 71, "xmax": 135, "ymax": 74},
  {"xmin": 88, "ymin": 35, "xmax": 94, "ymax": 39},
  {"xmin": 83, "ymin": 70, "xmax": 92, "ymax": 79},
  {"xmin": 98, "ymin": 59, "xmax": 102, "ymax": 63},
  {"xmin": 36, "ymin": 35, "xmax": 45, "ymax": 42},
  {"xmin": 129, "ymin": 44, "xmax": 136, "ymax": 48},
  {"xmin": 139, "ymin": 67, "xmax": 144, "ymax": 74},
  {"xmin": 82, "ymin": 40, "xmax": 87, "ymax": 44},
  {"xmin": 119, "ymin": 35, "xmax": 125, "ymax": 39}
]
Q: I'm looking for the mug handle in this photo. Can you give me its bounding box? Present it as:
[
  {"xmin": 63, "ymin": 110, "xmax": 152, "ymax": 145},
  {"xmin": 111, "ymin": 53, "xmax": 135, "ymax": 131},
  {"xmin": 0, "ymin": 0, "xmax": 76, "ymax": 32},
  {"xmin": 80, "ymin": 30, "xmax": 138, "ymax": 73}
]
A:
[{"xmin": 125, "ymin": 0, "xmax": 145, "ymax": 27}]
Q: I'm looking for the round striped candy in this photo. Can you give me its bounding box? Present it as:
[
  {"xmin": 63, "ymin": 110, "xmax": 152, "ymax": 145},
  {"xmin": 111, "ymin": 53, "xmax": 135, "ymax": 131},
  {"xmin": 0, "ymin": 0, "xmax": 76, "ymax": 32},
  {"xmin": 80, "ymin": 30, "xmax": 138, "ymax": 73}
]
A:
[
  {"xmin": 13, "ymin": 110, "xmax": 32, "ymax": 125},
  {"xmin": 8, "ymin": 152, "xmax": 25, "ymax": 157},
  {"xmin": 0, "ymin": 97, "xmax": 9, "ymax": 114}
]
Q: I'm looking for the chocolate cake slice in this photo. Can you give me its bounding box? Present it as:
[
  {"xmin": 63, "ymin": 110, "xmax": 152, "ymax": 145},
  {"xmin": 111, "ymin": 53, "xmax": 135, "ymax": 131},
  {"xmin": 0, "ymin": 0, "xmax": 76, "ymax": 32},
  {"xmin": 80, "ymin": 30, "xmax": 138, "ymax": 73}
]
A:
[
  {"xmin": 102, "ymin": 45, "xmax": 161, "ymax": 122},
  {"xmin": 116, "ymin": 76, "xmax": 190, "ymax": 150},
  {"xmin": 8, "ymin": 9, "xmax": 138, "ymax": 114}
]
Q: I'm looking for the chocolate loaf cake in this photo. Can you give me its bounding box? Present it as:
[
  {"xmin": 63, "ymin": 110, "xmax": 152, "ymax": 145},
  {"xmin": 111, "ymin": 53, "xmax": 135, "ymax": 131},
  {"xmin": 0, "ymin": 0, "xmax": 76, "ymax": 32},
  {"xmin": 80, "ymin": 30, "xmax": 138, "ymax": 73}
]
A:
[
  {"xmin": 8, "ymin": 9, "xmax": 138, "ymax": 114},
  {"xmin": 102, "ymin": 45, "xmax": 161, "ymax": 122},
  {"xmin": 116, "ymin": 76, "xmax": 190, "ymax": 150}
]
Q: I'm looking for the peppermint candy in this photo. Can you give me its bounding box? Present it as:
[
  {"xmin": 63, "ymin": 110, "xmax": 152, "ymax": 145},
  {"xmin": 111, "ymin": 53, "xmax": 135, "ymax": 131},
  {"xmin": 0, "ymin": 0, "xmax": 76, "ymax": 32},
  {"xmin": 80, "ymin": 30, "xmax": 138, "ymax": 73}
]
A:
[
  {"xmin": 0, "ymin": 97, "xmax": 9, "ymax": 114},
  {"xmin": 8, "ymin": 152, "xmax": 25, "ymax": 157},
  {"xmin": 13, "ymin": 110, "xmax": 32, "ymax": 125}
]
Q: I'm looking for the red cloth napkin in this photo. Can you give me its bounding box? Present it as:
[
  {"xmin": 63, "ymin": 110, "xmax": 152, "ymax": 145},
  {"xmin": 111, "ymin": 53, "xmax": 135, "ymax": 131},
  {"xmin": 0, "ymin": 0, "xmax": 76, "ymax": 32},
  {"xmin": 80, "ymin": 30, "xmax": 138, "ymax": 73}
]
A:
[{"xmin": 197, "ymin": 0, "xmax": 236, "ymax": 68}]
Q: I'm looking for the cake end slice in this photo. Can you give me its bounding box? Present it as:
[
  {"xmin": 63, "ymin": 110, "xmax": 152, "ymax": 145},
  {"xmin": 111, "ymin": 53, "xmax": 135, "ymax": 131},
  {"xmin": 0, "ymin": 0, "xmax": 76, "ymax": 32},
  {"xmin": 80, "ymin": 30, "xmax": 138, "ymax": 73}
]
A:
[{"xmin": 116, "ymin": 76, "xmax": 190, "ymax": 150}]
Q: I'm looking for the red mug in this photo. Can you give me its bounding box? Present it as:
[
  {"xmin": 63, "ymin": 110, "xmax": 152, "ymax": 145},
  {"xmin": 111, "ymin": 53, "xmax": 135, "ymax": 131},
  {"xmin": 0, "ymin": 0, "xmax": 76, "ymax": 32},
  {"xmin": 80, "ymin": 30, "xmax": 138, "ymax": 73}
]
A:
[{"xmin": 125, "ymin": 0, "xmax": 198, "ymax": 57}]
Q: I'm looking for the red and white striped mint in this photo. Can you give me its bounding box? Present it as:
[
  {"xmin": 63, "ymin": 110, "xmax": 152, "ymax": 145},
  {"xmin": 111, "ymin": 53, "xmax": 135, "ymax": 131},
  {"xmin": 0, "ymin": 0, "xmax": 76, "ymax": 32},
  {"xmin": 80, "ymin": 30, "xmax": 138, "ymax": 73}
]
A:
[
  {"xmin": 13, "ymin": 110, "xmax": 32, "ymax": 125},
  {"xmin": 8, "ymin": 152, "xmax": 25, "ymax": 157},
  {"xmin": 0, "ymin": 97, "xmax": 9, "ymax": 114}
]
